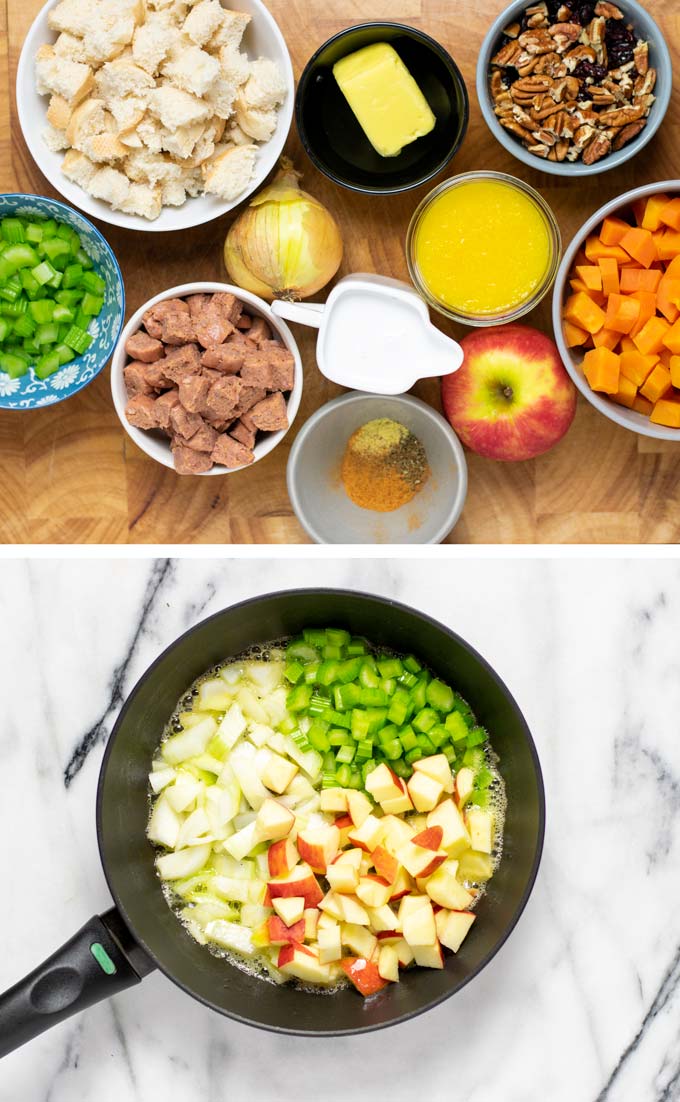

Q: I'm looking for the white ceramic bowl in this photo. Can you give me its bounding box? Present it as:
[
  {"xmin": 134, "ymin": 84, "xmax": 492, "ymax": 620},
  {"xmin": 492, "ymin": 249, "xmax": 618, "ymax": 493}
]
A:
[
  {"xmin": 17, "ymin": 0, "xmax": 294, "ymax": 233},
  {"xmin": 111, "ymin": 281, "xmax": 303, "ymax": 475},
  {"xmin": 287, "ymin": 392, "xmax": 468, "ymax": 544},
  {"xmin": 552, "ymin": 180, "xmax": 680, "ymax": 442}
]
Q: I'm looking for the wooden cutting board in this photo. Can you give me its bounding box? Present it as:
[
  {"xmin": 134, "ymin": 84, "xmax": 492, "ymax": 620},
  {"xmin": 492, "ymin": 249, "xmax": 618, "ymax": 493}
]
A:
[{"xmin": 2, "ymin": 0, "xmax": 679, "ymax": 544}]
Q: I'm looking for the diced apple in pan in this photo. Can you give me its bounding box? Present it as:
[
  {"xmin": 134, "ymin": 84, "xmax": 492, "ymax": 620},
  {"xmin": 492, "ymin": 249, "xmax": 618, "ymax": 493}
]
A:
[
  {"xmin": 341, "ymin": 957, "xmax": 388, "ymax": 996},
  {"xmin": 255, "ymin": 798, "xmax": 295, "ymax": 842},
  {"xmin": 355, "ymin": 875, "xmax": 392, "ymax": 908},
  {"xmin": 407, "ymin": 771, "xmax": 444, "ymax": 812},
  {"xmin": 465, "ymin": 808, "xmax": 494, "ymax": 855},
  {"xmin": 348, "ymin": 813, "xmax": 384, "ymax": 853},
  {"xmin": 454, "ymin": 766, "xmax": 475, "ymax": 806},
  {"xmin": 326, "ymin": 860, "xmax": 359, "ymax": 894},
  {"xmin": 320, "ymin": 787, "xmax": 349, "ymax": 813},
  {"xmin": 427, "ymin": 798, "xmax": 471, "ymax": 857},
  {"xmin": 268, "ymin": 863, "xmax": 324, "ymax": 908},
  {"xmin": 267, "ymin": 837, "xmax": 299, "ymax": 878},
  {"xmin": 365, "ymin": 763, "xmax": 407, "ymax": 805},
  {"xmin": 425, "ymin": 863, "xmax": 474, "ymax": 911},
  {"xmin": 412, "ymin": 754, "xmax": 454, "ymax": 793},
  {"xmin": 378, "ymin": 944, "xmax": 400, "ymax": 982},
  {"xmin": 272, "ymin": 895, "xmax": 305, "ymax": 926},
  {"xmin": 435, "ymin": 909, "xmax": 476, "ymax": 953},
  {"xmin": 296, "ymin": 824, "xmax": 340, "ymax": 872},
  {"xmin": 278, "ymin": 944, "xmax": 333, "ymax": 985},
  {"xmin": 347, "ymin": 790, "xmax": 373, "ymax": 828},
  {"xmin": 260, "ymin": 751, "xmax": 298, "ymax": 795}
]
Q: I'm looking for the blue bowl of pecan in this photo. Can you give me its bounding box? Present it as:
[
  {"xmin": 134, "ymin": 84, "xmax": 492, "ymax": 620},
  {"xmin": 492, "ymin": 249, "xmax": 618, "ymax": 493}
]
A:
[
  {"xmin": 111, "ymin": 283, "xmax": 303, "ymax": 476},
  {"xmin": 476, "ymin": 0, "xmax": 672, "ymax": 175}
]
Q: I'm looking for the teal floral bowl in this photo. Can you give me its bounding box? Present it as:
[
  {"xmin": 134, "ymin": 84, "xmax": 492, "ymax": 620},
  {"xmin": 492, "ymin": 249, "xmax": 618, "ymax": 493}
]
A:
[{"xmin": 0, "ymin": 194, "xmax": 124, "ymax": 409}]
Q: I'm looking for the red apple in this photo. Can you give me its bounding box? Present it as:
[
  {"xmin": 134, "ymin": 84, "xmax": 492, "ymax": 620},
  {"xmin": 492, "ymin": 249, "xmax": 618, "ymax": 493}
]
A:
[{"xmin": 441, "ymin": 325, "xmax": 576, "ymax": 461}]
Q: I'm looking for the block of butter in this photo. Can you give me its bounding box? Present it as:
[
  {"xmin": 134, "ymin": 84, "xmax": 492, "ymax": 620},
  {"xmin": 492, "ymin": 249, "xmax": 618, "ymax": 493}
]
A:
[{"xmin": 333, "ymin": 42, "xmax": 436, "ymax": 158}]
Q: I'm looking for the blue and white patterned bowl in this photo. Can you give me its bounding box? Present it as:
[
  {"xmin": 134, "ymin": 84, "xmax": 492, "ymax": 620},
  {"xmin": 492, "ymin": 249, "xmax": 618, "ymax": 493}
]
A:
[{"xmin": 0, "ymin": 194, "xmax": 124, "ymax": 410}]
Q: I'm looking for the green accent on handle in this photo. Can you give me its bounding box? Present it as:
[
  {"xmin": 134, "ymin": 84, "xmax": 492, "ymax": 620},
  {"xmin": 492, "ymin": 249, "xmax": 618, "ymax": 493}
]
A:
[{"xmin": 90, "ymin": 942, "xmax": 117, "ymax": 976}]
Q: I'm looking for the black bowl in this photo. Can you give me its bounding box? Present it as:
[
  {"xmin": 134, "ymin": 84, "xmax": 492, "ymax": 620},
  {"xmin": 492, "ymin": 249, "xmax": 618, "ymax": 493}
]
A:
[{"xmin": 295, "ymin": 23, "xmax": 469, "ymax": 195}]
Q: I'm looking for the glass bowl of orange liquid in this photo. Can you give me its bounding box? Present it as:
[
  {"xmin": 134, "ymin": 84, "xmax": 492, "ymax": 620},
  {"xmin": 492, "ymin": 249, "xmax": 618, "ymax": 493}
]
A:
[{"xmin": 406, "ymin": 171, "xmax": 561, "ymax": 326}]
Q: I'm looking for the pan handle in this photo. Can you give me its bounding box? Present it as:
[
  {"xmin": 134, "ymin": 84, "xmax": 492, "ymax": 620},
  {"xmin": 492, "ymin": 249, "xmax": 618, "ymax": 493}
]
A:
[{"xmin": 0, "ymin": 907, "xmax": 154, "ymax": 1057}]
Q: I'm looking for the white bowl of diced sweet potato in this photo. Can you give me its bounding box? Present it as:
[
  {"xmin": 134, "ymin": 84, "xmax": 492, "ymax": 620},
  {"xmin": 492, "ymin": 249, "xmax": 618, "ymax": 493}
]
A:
[
  {"xmin": 553, "ymin": 180, "xmax": 680, "ymax": 441},
  {"xmin": 111, "ymin": 282, "xmax": 302, "ymax": 475}
]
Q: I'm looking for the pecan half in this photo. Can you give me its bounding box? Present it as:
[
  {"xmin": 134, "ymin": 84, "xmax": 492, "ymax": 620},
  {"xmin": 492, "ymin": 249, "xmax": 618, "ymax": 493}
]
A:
[
  {"xmin": 633, "ymin": 41, "xmax": 649, "ymax": 75},
  {"xmin": 492, "ymin": 40, "xmax": 522, "ymax": 67},
  {"xmin": 582, "ymin": 132, "xmax": 612, "ymax": 163},
  {"xmin": 519, "ymin": 28, "xmax": 555, "ymax": 55},
  {"xmin": 500, "ymin": 117, "xmax": 536, "ymax": 143},
  {"xmin": 634, "ymin": 69, "xmax": 656, "ymax": 98},
  {"xmin": 612, "ymin": 119, "xmax": 646, "ymax": 150},
  {"xmin": 533, "ymin": 52, "xmax": 568, "ymax": 78},
  {"xmin": 597, "ymin": 103, "xmax": 645, "ymax": 127},
  {"xmin": 503, "ymin": 20, "xmax": 521, "ymax": 38},
  {"xmin": 595, "ymin": 1, "xmax": 624, "ymax": 18}
]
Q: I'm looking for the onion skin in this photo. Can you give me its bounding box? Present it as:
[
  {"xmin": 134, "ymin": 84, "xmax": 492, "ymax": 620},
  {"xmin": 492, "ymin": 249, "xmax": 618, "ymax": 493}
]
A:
[{"xmin": 223, "ymin": 160, "xmax": 343, "ymax": 301}]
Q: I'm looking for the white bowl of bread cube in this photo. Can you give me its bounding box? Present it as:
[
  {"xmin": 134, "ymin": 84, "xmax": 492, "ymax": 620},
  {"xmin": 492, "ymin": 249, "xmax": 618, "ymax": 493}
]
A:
[{"xmin": 17, "ymin": 0, "xmax": 294, "ymax": 232}]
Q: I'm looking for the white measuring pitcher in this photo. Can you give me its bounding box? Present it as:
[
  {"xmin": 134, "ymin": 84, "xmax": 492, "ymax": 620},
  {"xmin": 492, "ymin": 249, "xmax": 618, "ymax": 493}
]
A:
[{"xmin": 271, "ymin": 273, "xmax": 464, "ymax": 395}]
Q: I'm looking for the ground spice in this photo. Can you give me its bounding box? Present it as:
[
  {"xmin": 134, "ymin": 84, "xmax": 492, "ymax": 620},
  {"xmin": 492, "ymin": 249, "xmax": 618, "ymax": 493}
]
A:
[{"xmin": 340, "ymin": 418, "xmax": 430, "ymax": 512}]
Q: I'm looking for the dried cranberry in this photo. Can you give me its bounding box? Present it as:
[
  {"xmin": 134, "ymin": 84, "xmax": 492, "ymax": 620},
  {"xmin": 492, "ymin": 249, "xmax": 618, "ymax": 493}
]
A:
[
  {"xmin": 573, "ymin": 60, "xmax": 607, "ymax": 82},
  {"xmin": 572, "ymin": 2, "xmax": 595, "ymax": 24},
  {"xmin": 605, "ymin": 22, "xmax": 635, "ymax": 66}
]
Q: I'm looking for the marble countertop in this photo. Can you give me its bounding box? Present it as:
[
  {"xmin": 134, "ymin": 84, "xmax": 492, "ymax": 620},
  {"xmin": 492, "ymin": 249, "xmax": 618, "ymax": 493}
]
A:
[{"xmin": 1, "ymin": 556, "xmax": 679, "ymax": 1102}]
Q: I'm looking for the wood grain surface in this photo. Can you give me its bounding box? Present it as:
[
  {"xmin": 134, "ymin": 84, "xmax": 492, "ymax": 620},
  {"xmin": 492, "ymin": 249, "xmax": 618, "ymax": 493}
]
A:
[{"xmin": 3, "ymin": 0, "xmax": 680, "ymax": 544}]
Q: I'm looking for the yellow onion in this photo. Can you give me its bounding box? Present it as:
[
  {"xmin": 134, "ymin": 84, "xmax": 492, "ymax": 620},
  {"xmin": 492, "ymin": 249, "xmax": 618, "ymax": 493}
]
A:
[{"xmin": 224, "ymin": 158, "xmax": 343, "ymax": 301}]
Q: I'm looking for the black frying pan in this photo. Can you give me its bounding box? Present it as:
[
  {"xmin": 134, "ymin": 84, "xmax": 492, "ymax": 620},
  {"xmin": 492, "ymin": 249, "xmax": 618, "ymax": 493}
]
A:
[{"xmin": 0, "ymin": 589, "xmax": 545, "ymax": 1054}]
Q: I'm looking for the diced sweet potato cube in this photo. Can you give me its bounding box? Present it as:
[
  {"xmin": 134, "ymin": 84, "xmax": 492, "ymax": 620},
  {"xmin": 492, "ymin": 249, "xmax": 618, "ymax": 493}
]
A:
[
  {"xmin": 662, "ymin": 319, "xmax": 680, "ymax": 353},
  {"xmin": 664, "ymin": 255, "xmax": 680, "ymax": 280},
  {"xmin": 659, "ymin": 198, "xmax": 680, "ymax": 232},
  {"xmin": 570, "ymin": 279, "xmax": 604, "ymax": 304},
  {"xmin": 657, "ymin": 231, "xmax": 680, "ymax": 260},
  {"xmin": 582, "ymin": 347, "xmax": 620, "ymax": 394},
  {"xmin": 641, "ymin": 194, "xmax": 671, "ymax": 232},
  {"xmin": 634, "ymin": 316, "xmax": 670, "ymax": 356},
  {"xmin": 630, "ymin": 291, "xmax": 658, "ymax": 338},
  {"xmin": 564, "ymin": 292, "xmax": 605, "ymax": 334},
  {"xmin": 650, "ymin": 398, "xmax": 680, "ymax": 427},
  {"xmin": 619, "ymin": 227, "xmax": 658, "ymax": 269},
  {"xmin": 619, "ymin": 268, "xmax": 662, "ymax": 294},
  {"xmin": 577, "ymin": 265, "xmax": 603, "ymax": 292},
  {"xmin": 592, "ymin": 327, "xmax": 620, "ymax": 351},
  {"xmin": 619, "ymin": 350, "xmax": 658, "ymax": 387},
  {"xmin": 564, "ymin": 321, "xmax": 589, "ymax": 347},
  {"xmin": 599, "ymin": 216, "xmax": 631, "ymax": 246},
  {"xmin": 619, "ymin": 336, "xmax": 636, "ymax": 353},
  {"xmin": 598, "ymin": 257, "xmax": 619, "ymax": 296},
  {"xmin": 585, "ymin": 236, "xmax": 629, "ymax": 263},
  {"xmin": 670, "ymin": 355, "xmax": 680, "ymax": 388},
  {"xmin": 632, "ymin": 394, "xmax": 654, "ymax": 416},
  {"xmin": 657, "ymin": 278, "xmax": 680, "ymax": 323},
  {"xmin": 640, "ymin": 363, "xmax": 672, "ymax": 403},
  {"xmin": 611, "ymin": 374, "xmax": 637, "ymax": 409},
  {"xmin": 604, "ymin": 293, "xmax": 640, "ymax": 335},
  {"xmin": 658, "ymin": 349, "xmax": 672, "ymax": 369},
  {"xmin": 632, "ymin": 197, "xmax": 647, "ymax": 225}
]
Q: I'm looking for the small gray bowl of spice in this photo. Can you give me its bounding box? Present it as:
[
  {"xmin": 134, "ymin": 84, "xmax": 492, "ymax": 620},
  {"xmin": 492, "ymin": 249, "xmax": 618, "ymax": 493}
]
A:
[
  {"xmin": 286, "ymin": 392, "xmax": 468, "ymax": 544},
  {"xmin": 476, "ymin": 0, "xmax": 672, "ymax": 175}
]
